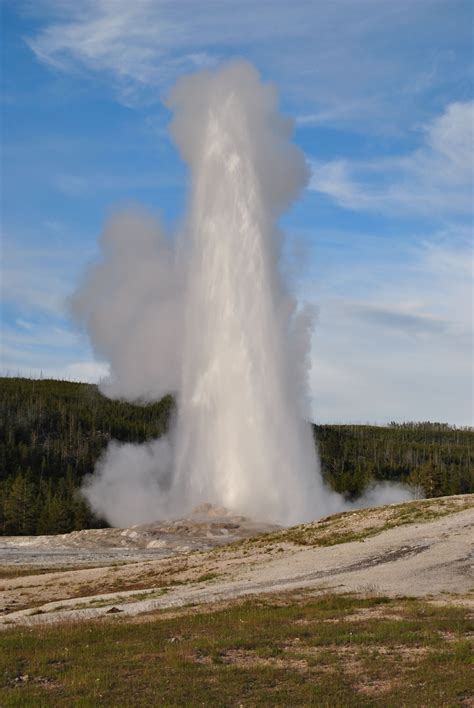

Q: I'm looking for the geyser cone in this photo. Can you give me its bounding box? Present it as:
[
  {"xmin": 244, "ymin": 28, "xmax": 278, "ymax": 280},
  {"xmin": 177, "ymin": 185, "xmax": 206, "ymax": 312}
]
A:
[{"xmin": 169, "ymin": 63, "xmax": 323, "ymax": 524}]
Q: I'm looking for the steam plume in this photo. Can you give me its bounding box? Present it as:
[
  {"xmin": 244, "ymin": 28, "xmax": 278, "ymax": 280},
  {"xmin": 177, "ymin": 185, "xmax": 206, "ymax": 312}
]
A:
[
  {"xmin": 72, "ymin": 62, "xmax": 413, "ymax": 526},
  {"xmin": 71, "ymin": 208, "xmax": 182, "ymax": 402}
]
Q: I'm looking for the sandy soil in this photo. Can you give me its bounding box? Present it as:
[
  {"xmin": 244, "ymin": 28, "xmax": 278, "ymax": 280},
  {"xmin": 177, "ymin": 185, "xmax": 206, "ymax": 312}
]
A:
[{"xmin": 1, "ymin": 496, "xmax": 472, "ymax": 629}]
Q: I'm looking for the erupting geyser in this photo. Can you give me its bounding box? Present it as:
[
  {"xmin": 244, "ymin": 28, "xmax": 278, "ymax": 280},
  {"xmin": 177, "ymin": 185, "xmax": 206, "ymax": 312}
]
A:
[
  {"xmin": 72, "ymin": 62, "xmax": 412, "ymax": 527},
  {"xmin": 170, "ymin": 64, "xmax": 327, "ymax": 524}
]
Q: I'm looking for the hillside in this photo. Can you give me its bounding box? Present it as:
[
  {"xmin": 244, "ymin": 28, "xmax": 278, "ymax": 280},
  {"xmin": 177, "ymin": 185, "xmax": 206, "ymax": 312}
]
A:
[{"xmin": 0, "ymin": 377, "xmax": 472, "ymax": 535}]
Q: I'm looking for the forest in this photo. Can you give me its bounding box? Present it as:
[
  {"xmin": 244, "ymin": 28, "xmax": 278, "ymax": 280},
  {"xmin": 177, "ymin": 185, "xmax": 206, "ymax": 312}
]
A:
[{"xmin": 0, "ymin": 377, "xmax": 472, "ymax": 535}]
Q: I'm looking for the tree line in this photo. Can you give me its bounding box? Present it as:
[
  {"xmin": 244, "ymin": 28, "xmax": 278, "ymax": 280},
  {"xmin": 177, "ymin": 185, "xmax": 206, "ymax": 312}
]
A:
[{"xmin": 0, "ymin": 377, "xmax": 472, "ymax": 535}]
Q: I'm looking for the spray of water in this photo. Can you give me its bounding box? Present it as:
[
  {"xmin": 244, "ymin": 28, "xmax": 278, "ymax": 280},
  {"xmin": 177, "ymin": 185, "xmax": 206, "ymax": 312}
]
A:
[{"xmin": 73, "ymin": 62, "xmax": 412, "ymax": 527}]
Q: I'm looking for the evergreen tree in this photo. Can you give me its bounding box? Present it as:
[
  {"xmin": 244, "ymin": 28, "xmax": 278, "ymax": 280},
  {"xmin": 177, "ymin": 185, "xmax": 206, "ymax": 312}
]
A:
[{"xmin": 3, "ymin": 472, "xmax": 36, "ymax": 535}]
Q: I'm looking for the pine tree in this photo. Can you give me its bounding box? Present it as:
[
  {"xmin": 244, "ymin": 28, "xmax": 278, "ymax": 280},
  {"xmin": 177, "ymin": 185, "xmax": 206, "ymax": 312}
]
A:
[{"xmin": 3, "ymin": 472, "xmax": 36, "ymax": 535}]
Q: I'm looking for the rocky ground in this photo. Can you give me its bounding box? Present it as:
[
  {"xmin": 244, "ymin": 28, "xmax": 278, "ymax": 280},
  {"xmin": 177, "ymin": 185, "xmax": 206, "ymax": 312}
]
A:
[{"xmin": 0, "ymin": 495, "xmax": 472, "ymax": 629}]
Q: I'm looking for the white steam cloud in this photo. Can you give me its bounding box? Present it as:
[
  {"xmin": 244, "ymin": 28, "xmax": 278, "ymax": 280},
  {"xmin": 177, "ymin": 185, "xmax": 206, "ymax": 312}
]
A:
[
  {"xmin": 81, "ymin": 437, "xmax": 174, "ymax": 528},
  {"xmin": 71, "ymin": 208, "xmax": 182, "ymax": 402},
  {"xmin": 72, "ymin": 61, "xmax": 413, "ymax": 527}
]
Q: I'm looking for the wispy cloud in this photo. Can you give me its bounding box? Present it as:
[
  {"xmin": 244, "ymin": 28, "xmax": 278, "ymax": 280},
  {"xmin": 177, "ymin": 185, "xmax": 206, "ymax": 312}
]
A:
[
  {"xmin": 2, "ymin": 244, "xmax": 79, "ymax": 316},
  {"xmin": 54, "ymin": 170, "xmax": 178, "ymax": 196},
  {"xmin": 296, "ymin": 98, "xmax": 382, "ymax": 128},
  {"xmin": 25, "ymin": 0, "xmax": 221, "ymax": 104},
  {"xmin": 1, "ymin": 320, "xmax": 109, "ymax": 382},
  {"xmin": 15, "ymin": 318, "xmax": 34, "ymax": 331},
  {"xmin": 23, "ymin": 0, "xmax": 471, "ymax": 128},
  {"xmin": 2, "ymin": 265, "xmax": 69, "ymax": 316},
  {"xmin": 346, "ymin": 304, "xmax": 450, "ymax": 336},
  {"xmin": 3, "ymin": 326, "xmax": 79, "ymax": 350},
  {"xmin": 310, "ymin": 101, "xmax": 474, "ymax": 215}
]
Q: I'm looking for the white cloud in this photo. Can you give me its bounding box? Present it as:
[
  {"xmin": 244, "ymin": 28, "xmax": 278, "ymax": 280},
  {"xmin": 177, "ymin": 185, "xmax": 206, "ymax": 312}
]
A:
[
  {"xmin": 428, "ymin": 101, "xmax": 474, "ymax": 175},
  {"xmin": 61, "ymin": 360, "xmax": 109, "ymax": 382},
  {"xmin": 24, "ymin": 0, "xmax": 470, "ymax": 129},
  {"xmin": 1, "ymin": 237, "xmax": 108, "ymax": 383},
  {"xmin": 308, "ymin": 232, "xmax": 473, "ymax": 425},
  {"xmin": 0, "ymin": 324, "xmax": 109, "ymax": 383},
  {"xmin": 310, "ymin": 101, "xmax": 474, "ymax": 215},
  {"xmin": 26, "ymin": 0, "xmax": 222, "ymax": 103}
]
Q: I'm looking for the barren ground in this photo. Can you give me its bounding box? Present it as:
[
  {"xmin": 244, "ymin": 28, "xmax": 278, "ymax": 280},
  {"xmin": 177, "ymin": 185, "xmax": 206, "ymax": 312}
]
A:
[{"xmin": 1, "ymin": 495, "xmax": 472, "ymax": 629}]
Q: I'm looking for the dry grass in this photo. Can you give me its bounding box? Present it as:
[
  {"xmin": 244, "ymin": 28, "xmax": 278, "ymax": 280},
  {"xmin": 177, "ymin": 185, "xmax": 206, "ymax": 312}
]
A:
[{"xmin": 224, "ymin": 494, "xmax": 474, "ymax": 551}]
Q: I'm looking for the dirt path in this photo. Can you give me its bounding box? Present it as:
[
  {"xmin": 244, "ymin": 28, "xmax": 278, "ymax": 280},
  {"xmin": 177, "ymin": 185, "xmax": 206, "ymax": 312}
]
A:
[{"xmin": 1, "ymin": 497, "xmax": 472, "ymax": 629}]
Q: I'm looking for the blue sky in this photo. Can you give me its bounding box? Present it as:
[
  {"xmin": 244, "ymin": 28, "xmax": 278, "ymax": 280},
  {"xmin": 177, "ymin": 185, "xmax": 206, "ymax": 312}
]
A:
[{"xmin": 1, "ymin": 0, "xmax": 473, "ymax": 424}]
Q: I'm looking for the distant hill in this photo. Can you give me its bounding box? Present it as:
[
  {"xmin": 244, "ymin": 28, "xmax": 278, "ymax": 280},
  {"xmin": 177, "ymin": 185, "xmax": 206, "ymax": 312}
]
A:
[{"xmin": 0, "ymin": 377, "xmax": 472, "ymax": 535}]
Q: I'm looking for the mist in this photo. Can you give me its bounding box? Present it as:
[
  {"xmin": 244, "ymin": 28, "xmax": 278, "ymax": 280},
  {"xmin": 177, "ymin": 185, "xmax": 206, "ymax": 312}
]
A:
[{"xmin": 73, "ymin": 61, "xmax": 413, "ymax": 527}]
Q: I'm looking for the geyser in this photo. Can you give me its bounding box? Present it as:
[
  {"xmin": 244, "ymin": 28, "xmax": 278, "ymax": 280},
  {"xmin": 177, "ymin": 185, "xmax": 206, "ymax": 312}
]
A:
[
  {"xmin": 73, "ymin": 62, "xmax": 412, "ymax": 527},
  {"xmin": 168, "ymin": 63, "xmax": 331, "ymax": 524}
]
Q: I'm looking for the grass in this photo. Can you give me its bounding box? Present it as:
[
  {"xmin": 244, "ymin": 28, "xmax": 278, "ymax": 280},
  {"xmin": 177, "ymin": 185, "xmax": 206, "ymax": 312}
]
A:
[
  {"xmin": 46, "ymin": 572, "xmax": 222, "ymax": 613},
  {"xmin": 45, "ymin": 588, "xmax": 172, "ymax": 613},
  {"xmin": 195, "ymin": 572, "xmax": 220, "ymax": 583},
  {"xmin": 226, "ymin": 495, "xmax": 474, "ymax": 551},
  {"xmin": 0, "ymin": 592, "xmax": 472, "ymax": 706}
]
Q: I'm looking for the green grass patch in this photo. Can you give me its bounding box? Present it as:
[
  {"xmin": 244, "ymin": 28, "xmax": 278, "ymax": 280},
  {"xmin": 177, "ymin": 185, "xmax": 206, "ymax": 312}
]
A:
[
  {"xmin": 0, "ymin": 593, "xmax": 471, "ymax": 706},
  {"xmin": 195, "ymin": 572, "xmax": 220, "ymax": 583}
]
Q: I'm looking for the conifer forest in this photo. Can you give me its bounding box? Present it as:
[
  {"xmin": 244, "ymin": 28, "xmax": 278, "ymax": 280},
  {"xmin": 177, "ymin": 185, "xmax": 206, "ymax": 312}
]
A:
[{"xmin": 1, "ymin": 378, "xmax": 472, "ymax": 535}]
